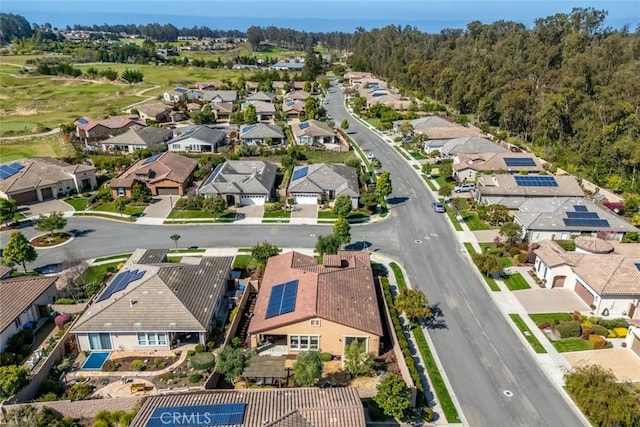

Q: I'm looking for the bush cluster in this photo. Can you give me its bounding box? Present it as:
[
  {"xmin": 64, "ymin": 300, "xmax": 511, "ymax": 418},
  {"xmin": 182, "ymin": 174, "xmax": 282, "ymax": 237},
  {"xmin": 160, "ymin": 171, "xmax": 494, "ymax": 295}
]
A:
[
  {"xmin": 320, "ymin": 352, "xmax": 333, "ymax": 362},
  {"xmin": 101, "ymin": 360, "xmax": 121, "ymax": 372},
  {"xmin": 555, "ymin": 321, "xmax": 582, "ymax": 339},
  {"xmin": 131, "ymin": 360, "xmax": 147, "ymax": 371},
  {"xmin": 188, "ymin": 352, "xmax": 215, "ymax": 371},
  {"xmin": 189, "ymin": 373, "xmax": 203, "ymax": 383},
  {"xmin": 587, "ymin": 334, "xmax": 607, "ymax": 350}
]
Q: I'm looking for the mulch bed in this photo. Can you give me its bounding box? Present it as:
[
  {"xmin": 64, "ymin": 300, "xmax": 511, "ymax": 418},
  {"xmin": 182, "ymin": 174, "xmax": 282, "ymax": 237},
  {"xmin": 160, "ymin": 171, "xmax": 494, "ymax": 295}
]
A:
[
  {"xmin": 104, "ymin": 355, "xmax": 177, "ymax": 372},
  {"xmin": 31, "ymin": 232, "xmax": 71, "ymax": 247}
]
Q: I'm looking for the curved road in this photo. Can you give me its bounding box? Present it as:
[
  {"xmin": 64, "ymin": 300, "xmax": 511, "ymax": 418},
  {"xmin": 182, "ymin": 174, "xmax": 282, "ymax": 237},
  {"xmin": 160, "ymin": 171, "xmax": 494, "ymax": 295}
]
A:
[{"xmin": 1, "ymin": 82, "xmax": 585, "ymax": 426}]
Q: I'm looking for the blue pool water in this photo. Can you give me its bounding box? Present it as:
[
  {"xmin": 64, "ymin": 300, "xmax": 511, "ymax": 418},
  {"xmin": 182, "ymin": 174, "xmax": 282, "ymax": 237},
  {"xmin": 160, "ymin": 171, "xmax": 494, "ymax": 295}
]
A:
[{"xmin": 82, "ymin": 352, "xmax": 111, "ymax": 370}]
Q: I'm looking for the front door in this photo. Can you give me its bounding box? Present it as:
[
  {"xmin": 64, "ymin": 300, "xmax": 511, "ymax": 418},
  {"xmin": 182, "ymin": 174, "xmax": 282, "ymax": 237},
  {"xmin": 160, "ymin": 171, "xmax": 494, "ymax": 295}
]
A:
[{"xmin": 82, "ymin": 178, "xmax": 92, "ymax": 191}]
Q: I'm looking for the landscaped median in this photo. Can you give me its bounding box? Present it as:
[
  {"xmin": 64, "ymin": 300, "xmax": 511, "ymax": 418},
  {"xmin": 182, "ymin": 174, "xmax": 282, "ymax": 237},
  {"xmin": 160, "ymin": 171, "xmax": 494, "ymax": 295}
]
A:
[
  {"xmin": 508, "ymin": 314, "xmax": 547, "ymax": 354},
  {"xmin": 463, "ymin": 243, "xmax": 500, "ymax": 292}
]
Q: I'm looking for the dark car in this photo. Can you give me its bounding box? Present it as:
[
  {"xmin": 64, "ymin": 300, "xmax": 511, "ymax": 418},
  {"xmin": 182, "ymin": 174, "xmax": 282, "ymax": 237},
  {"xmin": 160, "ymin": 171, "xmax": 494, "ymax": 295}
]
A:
[{"xmin": 431, "ymin": 202, "xmax": 445, "ymax": 213}]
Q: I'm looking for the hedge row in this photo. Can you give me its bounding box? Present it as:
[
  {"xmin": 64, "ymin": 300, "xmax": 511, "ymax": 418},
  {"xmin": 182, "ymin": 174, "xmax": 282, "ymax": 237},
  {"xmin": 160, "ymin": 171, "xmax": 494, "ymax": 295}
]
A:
[{"xmin": 380, "ymin": 276, "xmax": 424, "ymax": 403}]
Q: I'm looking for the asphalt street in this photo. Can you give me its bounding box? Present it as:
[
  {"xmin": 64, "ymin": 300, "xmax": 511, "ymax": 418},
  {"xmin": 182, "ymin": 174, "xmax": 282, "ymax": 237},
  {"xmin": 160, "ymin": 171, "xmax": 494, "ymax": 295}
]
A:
[{"xmin": 0, "ymin": 83, "xmax": 586, "ymax": 426}]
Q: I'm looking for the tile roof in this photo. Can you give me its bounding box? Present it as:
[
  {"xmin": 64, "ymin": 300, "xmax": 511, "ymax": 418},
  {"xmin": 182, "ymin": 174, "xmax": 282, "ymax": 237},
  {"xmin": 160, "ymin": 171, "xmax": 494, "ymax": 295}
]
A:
[
  {"xmin": 130, "ymin": 388, "xmax": 365, "ymax": 427},
  {"xmin": 441, "ymin": 136, "xmax": 507, "ymax": 155},
  {"xmin": 240, "ymin": 123, "xmax": 284, "ymax": 140},
  {"xmin": 101, "ymin": 126, "xmax": 173, "ymax": 148},
  {"xmin": 243, "ymin": 100, "xmax": 276, "ymax": 114},
  {"xmin": 477, "ymin": 175, "xmax": 584, "ymax": 198},
  {"xmin": 288, "ymin": 163, "xmax": 359, "ymax": 198},
  {"xmin": 135, "ymin": 102, "xmax": 172, "ymax": 118},
  {"xmin": 291, "ymin": 120, "xmax": 334, "ymax": 138},
  {"xmin": 393, "ymin": 115, "xmax": 456, "ymax": 129},
  {"xmin": 109, "ymin": 152, "xmax": 198, "ymax": 189},
  {"xmin": 199, "ymin": 160, "xmax": 277, "ymax": 197},
  {"xmin": 246, "ymin": 91, "xmax": 277, "ymax": 102},
  {"xmin": 284, "ymin": 90, "xmax": 310, "ymax": 100},
  {"xmin": 212, "ymin": 102, "xmax": 234, "ymax": 113},
  {"xmin": 169, "ymin": 125, "xmax": 227, "ymax": 146},
  {"xmin": 248, "ymin": 251, "xmax": 382, "ymax": 336},
  {"xmin": 282, "ymin": 99, "xmax": 305, "ymax": 113},
  {"xmin": 453, "ymin": 152, "xmax": 543, "ymax": 173},
  {"xmin": 0, "ymin": 157, "xmax": 95, "ymax": 194},
  {"xmin": 0, "ymin": 266, "xmax": 13, "ymax": 279},
  {"xmin": 201, "ymin": 90, "xmax": 238, "ymax": 103},
  {"xmin": 0, "ymin": 275, "xmax": 57, "ymax": 332},
  {"xmin": 74, "ymin": 115, "xmax": 144, "ymax": 131}
]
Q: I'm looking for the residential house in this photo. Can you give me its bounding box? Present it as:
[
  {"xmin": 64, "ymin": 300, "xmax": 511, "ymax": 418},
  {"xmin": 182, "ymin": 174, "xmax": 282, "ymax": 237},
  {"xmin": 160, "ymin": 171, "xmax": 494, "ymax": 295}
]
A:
[
  {"xmin": 168, "ymin": 110, "xmax": 186, "ymax": 123},
  {"xmin": 248, "ymin": 251, "xmax": 383, "ymax": 358},
  {"xmin": 284, "ymin": 90, "xmax": 311, "ymax": 101},
  {"xmin": 626, "ymin": 320, "xmax": 640, "ymax": 356},
  {"xmin": 109, "ymin": 151, "xmax": 198, "ymax": 198},
  {"xmin": 476, "ymin": 174, "xmax": 584, "ymax": 205},
  {"xmin": 198, "ymin": 160, "xmax": 277, "ymax": 206},
  {"xmin": 0, "ymin": 158, "xmax": 97, "ymax": 204},
  {"xmin": 239, "ymin": 123, "xmax": 285, "ymax": 146},
  {"xmin": 135, "ymin": 103, "xmax": 173, "ymax": 123},
  {"xmin": 344, "ymin": 71, "xmax": 374, "ymax": 87},
  {"xmin": 1, "ymin": 274, "xmax": 59, "ymax": 352},
  {"xmin": 186, "ymin": 102, "xmax": 202, "ymax": 113},
  {"xmin": 453, "ymin": 152, "xmax": 544, "ymax": 182},
  {"xmin": 245, "ymin": 81, "xmax": 260, "ymax": 93},
  {"xmin": 72, "ymin": 249, "xmax": 234, "ymax": 352},
  {"xmin": 195, "ymin": 81, "xmax": 225, "ymax": 90},
  {"xmin": 288, "ymin": 163, "xmax": 359, "ymax": 208},
  {"xmin": 292, "ymin": 81, "xmax": 313, "ymax": 92},
  {"xmin": 393, "ymin": 115, "xmax": 454, "ymax": 133},
  {"xmin": 212, "ymin": 102, "xmax": 234, "ymax": 122},
  {"xmin": 242, "ymin": 101, "xmax": 276, "ymax": 122},
  {"xmin": 272, "ymin": 61, "xmax": 305, "ymax": 71},
  {"xmin": 291, "ymin": 120, "xmax": 335, "ymax": 146},
  {"xmin": 202, "ymin": 90, "xmax": 238, "ymax": 105},
  {"xmin": 439, "ymin": 136, "xmax": 506, "ymax": 158},
  {"xmin": 167, "ymin": 126, "xmax": 228, "ymax": 153},
  {"xmin": 282, "ymin": 98, "xmax": 305, "ymax": 119},
  {"xmin": 246, "ymin": 91, "xmax": 277, "ymax": 103},
  {"xmin": 74, "ymin": 115, "xmax": 145, "ymax": 144},
  {"xmin": 533, "ymin": 237, "xmax": 640, "ymax": 318},
  {"xmin": 361, "ymin": 89, "xmax": 412, "ymax": 111},
  {"xmin": 163, "ymin": 88, "xmax": 203, "ymax": 103},
  {"xmin": 512, "ymin": 197, "xmax": 637, "ymax": 242},
  {"xmin": 272, "ymin": 80, "xmax": 287, "ymax": 94},
  {"xmin": 130, "ymin": 388, "xmax": 366, "ymax": 427},
  {"xmin": 100, "ymin": 126, "xmax": 173, "ymax": 153}
]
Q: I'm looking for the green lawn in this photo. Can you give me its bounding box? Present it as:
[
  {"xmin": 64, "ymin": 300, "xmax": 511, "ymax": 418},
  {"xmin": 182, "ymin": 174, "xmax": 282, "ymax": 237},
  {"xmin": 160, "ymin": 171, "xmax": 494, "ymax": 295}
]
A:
[
  {"xmin": 93, "ymin": 202, "xmax": 146, "ymax": 216},
  {"xmin": 464, "ymin": 242, "xmax": 477, "ymax": 255},
  {"xmin": 263, "ymin": 210, "xmax": 292, "ymax": 219},
  {"xmin": 529, "ymin": 313, "xmax": 573, "ymax": 324},
  {"xmin": 303, "ymin": 149, "xmax": 358, "ymax": 165},
  {"xmin": 0, "ymin": 135, "xmax": 76, "ymax": 161},
  {"xmin": 169, "ymin": 209, "xmax": 236, "ymax": 219},
  {"xmin": 423, "ymin": 175, "xmax": 437, "ymax": 191},
  {"xmin": 64, "ymin": 197, "xmax": 88, "ymax": 211},
  {"xmin": 365, "ymin": 118, "xmax": 381, "ymax": 128},
  {"xmin": 79, "ymin": 261, "xmax": 122, "ymax": 296},
  {"xmin": 394, "ymin": 146, "xmax": 412, "ymax": 160},
  {"xmin": 168, "ymin": 248, "xmax": 206, "ymax": 253},
  {"xmin": 440, "ymin": 198, "xmax": 463, "ymax": 231},
  {"xmin": 406, "ymin": 148, "xmax": 428, "ymax": 160},
  {"xmin": 478, "ymin": 243, "xmax": 514, "ymax": 268},
  {"xmin": 461, "ymin": 211, "xmax": 490, "ymax": 230},
  {"xmin": 232, "ymin": 255, "xmax": 252, "ymax": 270},
  {"xmin": 501, "ymin": 273, "xmax": 531, "ymax": 291},
  {"xmin": 509, "ymin": 314, "xmax": 547, "ymax": 354},
  {"xmin": 464, "ymin": 243, "xmax": 501, "ymax": 292},
  {"xmin": 93, "ymin": 253, "xmax": 132, "ymax": 262},
  {"xmin": 389, "ymin": 262, "xmax": 407, "ymax": 290},
  {"xmin": 74, "ymin": 212, "xmax": 136, "ymax": 221},
  {"xmin": 552, "ymin": 338, "xmax": 591, "ymax": 352}
]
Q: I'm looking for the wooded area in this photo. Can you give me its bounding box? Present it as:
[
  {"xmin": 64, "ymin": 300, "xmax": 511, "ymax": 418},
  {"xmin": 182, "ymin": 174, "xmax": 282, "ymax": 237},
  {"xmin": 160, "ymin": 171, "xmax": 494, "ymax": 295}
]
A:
[{"xmin": 348, "ymin": 8, "xmax": 640, "ymax": 194}]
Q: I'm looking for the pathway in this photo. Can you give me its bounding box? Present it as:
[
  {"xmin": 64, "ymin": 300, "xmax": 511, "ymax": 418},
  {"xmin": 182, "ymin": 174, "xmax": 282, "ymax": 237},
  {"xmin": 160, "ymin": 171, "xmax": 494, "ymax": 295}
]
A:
[
  {"xmin": 122, "ymin": 85, "xmax": 162, "ymax": 110},
  {"xmin": 0, "ymin": 127, "xmax": 61, "ymax": 140}
]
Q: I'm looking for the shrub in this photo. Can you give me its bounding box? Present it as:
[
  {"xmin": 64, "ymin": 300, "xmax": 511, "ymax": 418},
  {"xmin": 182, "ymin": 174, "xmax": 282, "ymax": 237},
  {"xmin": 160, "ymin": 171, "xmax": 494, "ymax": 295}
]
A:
[
  {"xmin": 64, "ymin": 382, "xmax": 94, "ymax": 401},
  {"xmin": 189, "ymin": 373, "xmax": 203, "ymax": 383},
  {"xmin": 613, "ymin": 327, "xmax": 628, "ymax": 338},
  {"xmin": 152, "ymin": 358, "xmax": 166, "ymax": 369},
  {"xmin": 597, "ymin": 318, "xmax": 629, "ymax": 329},
  {"xmin": 588, "ymin": 334, "xmax": 607, "ymax": 350},
  {"xmin": 591, "ymin": 325, "xmax": 609, "ymax": 337},
  {"xmin": 537, "ymin": 323, "xmax": 550, "ymax": 330},
  {"xmin": 54, "ymin": 313, "xmax": 71, "ymax": 328},
  {"xmin": 188, "ymin": 352, "xmax": 215, "ymax": 370},
  {"xmin": 131, "ymin": 360, "xmax": 146, "ymax": 371},
  {"xmin": 187, "ymin": 350, "xmax": 196, "ymax": 357},
  {"xmin": 54, "ymin": 298, "xmax": 75, "ymax": 305},
  {"xmin": 160, "ymin": 373, "xmax": 174, "ymax": 382},
  {"xmin": 422, "ymin": 407, "xmax": 435, "ymax": 422},
  {"xmin": 101, "ymin": 360, "xmax": 121, "ymax": 372},
  {"xmin": 37, "ymin": 392, "xmax": 59, "ymax": 402},
  {"xmin": 581, "ymin": 327, "xmax": 593, "ymax": 340},
  {"xmin": 320, "ymin": 352, "xmax": 333, "ymax": 362},
  {"xmin": 194, "ymin": 344, "xmax": 205, "ymax": 353},
  {"xmin": 555, "ymin": 321, "xmax": 582, "ymax": 339}
]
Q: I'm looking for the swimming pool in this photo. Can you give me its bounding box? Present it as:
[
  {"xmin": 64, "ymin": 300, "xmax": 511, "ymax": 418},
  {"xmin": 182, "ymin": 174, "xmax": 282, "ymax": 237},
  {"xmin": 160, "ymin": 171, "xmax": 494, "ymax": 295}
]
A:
[{"xmin": 82, "ymin": 351, "xmax": 111, "ymax": 370}]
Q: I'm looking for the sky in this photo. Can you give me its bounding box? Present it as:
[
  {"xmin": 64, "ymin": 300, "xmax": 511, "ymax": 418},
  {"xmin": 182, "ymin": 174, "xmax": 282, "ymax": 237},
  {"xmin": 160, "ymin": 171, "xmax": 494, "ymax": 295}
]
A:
[{"xmin": 2, "ymin": 0, "xmax": 639, "ymax": 33}]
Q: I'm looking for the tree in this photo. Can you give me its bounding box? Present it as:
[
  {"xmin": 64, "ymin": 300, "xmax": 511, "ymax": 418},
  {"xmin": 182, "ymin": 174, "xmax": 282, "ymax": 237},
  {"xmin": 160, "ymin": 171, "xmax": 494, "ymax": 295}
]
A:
[
  {"xmin": 0, "ymin": 198, "xmax": 16, "ymax": 227},
  {"xmin": 564, "ymin": 364, "xmax": 640, "ymax": 427},
  {"xmin": 315, "ymin": 234, "xmax": 341, "ymax": 257},
  {"xmin": 471, "ymin": 252, "xmax": 501, "ymax": 276},
  {"xmin": 341, "ymin": 119, "xmax": 349, "ymax": 131},
  {"xmin": 0, "ymin": 365, "xmax": 31, "ymax": 398},
  {"xmin": 359, "ymin": 191, "xmax": 378, "ymax": 212},
  {"xmin": 398, "ymin": 121, "xmax": 413, "ymax": 138},
  {"xmin": 192, "ymin": 104, "xmax": 215, "ymax": 125},
  {"xmin": 376, "ymin": 171, "xmax": 392, "ymax": 198},
  {"xmin": 2, "ymin": 231, "xmax": 37, "ymax": 273},
  {"xmin": 333, "ymin": 216, "xmax": 351, "ymax": 245},
  {"xmin": 243, "ymin": 104, "xmax": 257, "ymax": 124},
  {"xmin": 395, "ymin": 288, "xmax": 433, "ymax": 322},
  {"xmin": 131, "ymin": 181, "xmax": 151, "ymax": 203},
  {"xmin": 332, "ymin": 194, "xmax": 353, "ymax": 216},
  {"xmin": 438, "ymin": 162, "xmax": 453, "ymax": 180},
  {"xmin": 170, "ymin": 234, "xmax": 181, "ymax": 249},
  {"xmin": 114, "ymin": 198, "xmax": 128, "ymax": 217},
  {"xmin": 344, "ymin": 340, "xmax": 374, "ymax": 377},
  {"xmin": 215, "ymin": 346, "xmax": 245, "ymax": 384},
  {"xmin": 438, "ymin": 183, "xmax": 453, "ymax": 199},
  {"xmin": 482, "ymin": 204, "xmax": 510, "ymax": 225},
  {"xmin": 370, "ymin": 158, "xmax": 382, "ymax": 170},
  {"xmin": 293, "ymin": 351, "xmax": 323, "ymax": 387},
  {"xmin": 202, "ymin": 196, "xmax": 226, "ymax": 215},
  {"xmin": 35, "ymin": 211, "xmax": 67, "ymax": 238},
  {"xmin": 624, "ymin": 193, "xmax": 640, "ymax": 214},
  {"xmin": 499, "ymin": 221, "xmax": 522, "ymax": 244},
  {"xmin": 373, "ymin": 374, "xmax": 412, "ymax": 420},
  {"xmin": 250, "ymin": 241, "xmax": 282, "ymax": 267},
  {"xmin": 121, "ymin": 68, "xmax": 144, "ymax": 83}
]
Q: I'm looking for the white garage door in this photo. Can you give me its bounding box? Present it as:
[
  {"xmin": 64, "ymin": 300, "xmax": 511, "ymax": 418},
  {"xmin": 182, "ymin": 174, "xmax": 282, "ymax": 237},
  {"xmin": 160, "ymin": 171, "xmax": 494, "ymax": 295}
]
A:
[
  {"xmin": 293, "ymin": 194, "xmax": 318, "ymax": 205},
  {"xmin": 240, "ymin": 195, "xmax": 266, "ymax": 206}
]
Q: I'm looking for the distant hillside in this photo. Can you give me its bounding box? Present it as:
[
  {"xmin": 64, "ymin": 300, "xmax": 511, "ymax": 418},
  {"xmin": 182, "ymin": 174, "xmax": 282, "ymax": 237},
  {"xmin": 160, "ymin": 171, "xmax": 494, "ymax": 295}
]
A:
[{"xmin": 0, "ymin": 13, "xmax": 34, "ymax": 44}]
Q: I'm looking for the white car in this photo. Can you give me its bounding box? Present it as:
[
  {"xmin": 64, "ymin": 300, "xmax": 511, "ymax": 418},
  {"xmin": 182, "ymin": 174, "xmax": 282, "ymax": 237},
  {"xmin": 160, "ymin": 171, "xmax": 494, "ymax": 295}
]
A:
[
  {"xmin": 366, "ymin": 152, "xmax": 375, "ymax": 161},
  {"xmin": 454, "ymin": 183, "xmax": 476, "ymax": 193}
]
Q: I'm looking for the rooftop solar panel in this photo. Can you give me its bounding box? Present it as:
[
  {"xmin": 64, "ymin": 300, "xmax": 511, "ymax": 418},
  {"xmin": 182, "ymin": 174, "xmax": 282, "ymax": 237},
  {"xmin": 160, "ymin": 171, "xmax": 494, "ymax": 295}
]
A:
[
  {"xmin": 147, "ymin": 403, "xmax": 246, "ymax": 427},
  {"xmin": 636, "ymin": 263, "xmax": 640, "ymax": 272},
  {"xmin": 514, "ymin": 175, "xmax": 558, "ymax": 187},
  {"xmin": 77, "ymin": 117, "xmax": 89, "ymax": 124},
  {"xmin": 0, "ymin": 168, "xmax": 11, "ymax": 180},
  {"xmin": 285, "ymin": 99, "xmax": 295, "ymax": 107},
  {"xmin": 504, "ymin": 157, "xmax": 536, "ymax": 167},
  {"xmin": 6, "ymin": 163, "xmax": 24, "ymax": 173},
  {"xmin": 291, "ymin": 166, "xmax": 308, "ymax": 181},
  {"xmin": 0, "ymin": 163, "xmax": 24, "ymax": 180},
  {"xmin": 142, "ymin": 153, "xmax": 162, "ymax": 165},
  {"xmin": 563, "ymin": 218, "xmax": 610, "ymax": 228},
  {"xmin": 96, "ymin": 269, "xmax": 144, "ymax": 302},
  {"xmin": 574, "ymin": 205, "xmax": 588, "ymax": 212},
  {"xmin": 566, "ymin": 212, "xmax": 599, "ymax": 219},
  {"xmin": 265, "ymin": 280, "xmax": 299, "ymax": 319},
  {"xmin": 242, "ymin": 124, "xmax": 256, "ymax": 133},
  {"xmin": 298, "ymin": 122, "xmax": 310, "ymax": 130}
]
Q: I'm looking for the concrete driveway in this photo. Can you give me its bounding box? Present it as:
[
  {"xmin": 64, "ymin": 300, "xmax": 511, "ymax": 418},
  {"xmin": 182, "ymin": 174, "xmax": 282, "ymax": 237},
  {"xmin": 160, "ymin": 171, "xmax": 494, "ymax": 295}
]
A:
[
  {"xmin": 290, "ymin": 204, "xmax": 317, "ymax": 225},
  {"xmin": 515, "ymin": 288, "xmax": 590, "ymax": 314},
  {"xmin": 141, "ymin": 196, "xmax": 175, "ymax": 219},
  {"xmin": 563, "ymin": 349, "xmax": 640, "ymax": 382},
  {"xmin": 18, "ymin": 199, "xmax": 73, "ymax": 217},
  {"xmin": 235, "ymin": 205, "xmax": 264, "ymax": 224}
]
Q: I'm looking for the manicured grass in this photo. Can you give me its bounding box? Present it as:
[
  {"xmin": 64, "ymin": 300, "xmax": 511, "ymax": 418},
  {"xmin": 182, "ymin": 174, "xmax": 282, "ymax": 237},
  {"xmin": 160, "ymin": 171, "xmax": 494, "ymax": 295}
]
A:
[
  {"xmin": 232, "ymin": 255, "xmax": 252, "ymax": 270},
  {"xmin": 465, "ymin": 243, "xmax": 501, "ymax": 291},
  {"xmin": 237, "ymin": 248, "xmax": 252, "ymax": 253},
  {"xmin": 412, "ymin": 164, "xmax": 420, "ymax": 170},
  {"xmin": 64, "ymin": 197, "xmax": 88, "ymax": 211},
  {"xmin": 0, "ymin": 135, "xmax": 76, "ymax": 161},
  {"xmin": 552, "ymin": 338, "xmax": 591, "ymax": 353},
  {"xmin": 166, "ymin": 256, "xmax": 182, "ymax": 263},
  {"xmin": 502, "ymin": 273, "xmax": 531, "ymax": 291},
  {"xmin": 529, "ymin": 313, "xmax": 573, "ymax": 324},
  {"xmin": 478, "ymin": 243, "xmax": 514, "ymax": 268},
  {"xmin": 73, "ymin": 212, "xmax": 136, "ymax": 222},
  {"xmin": 93, "ymin": 202, "xmax": 146, "ymax": 216},
  {"xmin": 263, "ymin": 210, "xmax": 292, "ymax": 219},
  {"xmin": 365, "ymin": 118, "xmax": 381, "ymax": 129},
  {"xmin": 262, "ymin": 219, "xmax": 290, "ymax": 223},
  {"xmin": 168, "ymin": 248, "xmax": 206, "ymax": 253},
  {"xmin": 169, "ymin": 209, "xmax": 234, "ymax": 219},
  {"xmin": 94, "ymin": 253, "xmax": 132, "ymax": 262},
  {"xmin": 509, "ymin": 314, "xmax": 547, "ymax": 354},
  {"xmin": 461, "ymin": 211, "xmax": 490, "ymax": 230},
  {"xmin": 394, "ymin": 146, "xmax": 412, "ymax": 160},
  {"xmin": 317, "ymin": 210, "xmax": 370, "ymax": 221},
  {"xmin": 304, "ymin": 149, "xmax": 358, "ymax": 165},
  {"xmin": 441, "ymin": 198, "xmax": 463, "ymax": 231},
  {"xmin": 406, "ymin": 148, "xmax": 428, "ymax": 160},
  {"xmin": 389, "ymin": 262, "xmax": 407, "ymax": 290},
  {"xmin": 423, "ymin": 175, "xmax": 437, "ymax": 191},
  {"xmin": 13, "ymin": 212, "xmax": 26, "ymax": 220},
  {"xmin": 80, "ymin": 261, "xmax": 122, "ymax": 296},
  {"xmin": 464, "ymin": 242, "xmax": 477, "ymax": 255}
]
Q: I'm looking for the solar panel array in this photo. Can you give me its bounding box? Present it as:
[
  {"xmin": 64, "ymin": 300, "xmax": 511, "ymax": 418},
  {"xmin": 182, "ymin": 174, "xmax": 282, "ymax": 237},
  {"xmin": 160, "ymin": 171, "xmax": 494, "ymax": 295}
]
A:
[
  {"xmin": 265, "ymin": 280, "xmax": 299, "ymax": 319},
  {"xmin": 574, "ymin": 205, "xmax": 588, "ymax": 212},
  {"xmin": 242, "ymin": 124, "xmax": 256, "ymax": 133},
  {"xmin": 77, "ymin": 117, "xmax": 89, "ymax": 124},
  {"xmin": 142, "ymin": 153, "xmax": 162, "ymax": 165},
  {"xmin": 563, "ymin": 218, "xmax": 610, "ymax": 228},
  {"xmin": 635, "ymin": 263, "xmax": 640, "ymax": 272},
  {"xmin": 504, "ymin": 157, "xmax": 536, "ymax": 167},
  {"xmin": 285, "ymin": 99, "xmax": 295, "ymax": 107},
  {"xmin": 291, "ymin": 166, "xmax": 308, "ymax": 180},
  {"xmin": 147, "ymin": 403, "xmax": 246, "ymax": 427},
  {"xmin": 0, "ymin": 163, "xmax": 24, "ymax": 180},
  {"xmin": 514, "ymin": 175, "xmax": 558, "ymax": 187},
  {"xmin": 566, "ymin": 211, "xmax": 599, "ymax": 219},
  {"xmin": 298, "ymin": 122, "xmax": 310, "ymax": 130},
  {"xmin": 96, "ymin": 270, "xmax": 145, "ymax": 302}
]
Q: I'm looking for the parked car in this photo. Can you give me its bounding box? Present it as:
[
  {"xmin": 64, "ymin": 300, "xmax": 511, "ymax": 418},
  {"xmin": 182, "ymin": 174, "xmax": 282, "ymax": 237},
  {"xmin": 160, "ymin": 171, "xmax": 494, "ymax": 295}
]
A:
[
  {"xmin": 454, "ymin": 183, "xmax": 476, "ymax": 193},
  {"xmin": 366, "ymin": 152, "xmax": 375, "ymax": 161},
  {"xmin": 431, "ymin": 202, "xmax": 446, "ymax": 213}
]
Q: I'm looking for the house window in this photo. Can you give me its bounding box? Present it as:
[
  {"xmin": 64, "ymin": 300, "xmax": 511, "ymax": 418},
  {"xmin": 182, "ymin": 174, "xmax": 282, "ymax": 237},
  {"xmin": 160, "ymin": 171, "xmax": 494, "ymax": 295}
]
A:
[
  {"xmin": 137, "ymin": 332, "xmax": 167, "ymax": 346},
  {"xmin": 172, "ymin": 144, "xmax": 180, "ymax": 150},
  {"xmin": 88, "ymin": 333, "xmax": 112, "ymax": 350},
  {"xmin": 310, "ymin": 319, "xmax": 321, "ymax": 327},
  {"xmin": 117, "ymin": 188, "xmax": 125, "ymax": 197},
  {"xmin": 14, "ymin": 317, "xmax": 21, "ymax": 328},
  {"xmin": 290, "ymin": 335, "xmax": 319, "ymax": 351}
]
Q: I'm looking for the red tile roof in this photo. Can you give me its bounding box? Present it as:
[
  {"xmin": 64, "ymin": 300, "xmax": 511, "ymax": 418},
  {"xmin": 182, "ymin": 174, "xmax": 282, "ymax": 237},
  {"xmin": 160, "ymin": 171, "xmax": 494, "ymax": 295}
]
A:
[{"xmin": 248, "ymin": 251, "xmax": 383, "ymax": 336}]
